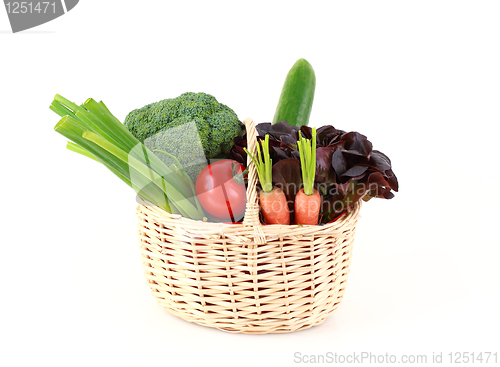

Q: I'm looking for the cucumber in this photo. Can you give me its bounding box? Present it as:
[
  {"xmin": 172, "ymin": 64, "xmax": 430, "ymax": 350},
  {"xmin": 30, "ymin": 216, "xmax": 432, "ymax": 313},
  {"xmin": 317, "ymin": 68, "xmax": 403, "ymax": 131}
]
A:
[{"xmin": 272, "ymin": 58, "xmax": 316, "ymax": 127}]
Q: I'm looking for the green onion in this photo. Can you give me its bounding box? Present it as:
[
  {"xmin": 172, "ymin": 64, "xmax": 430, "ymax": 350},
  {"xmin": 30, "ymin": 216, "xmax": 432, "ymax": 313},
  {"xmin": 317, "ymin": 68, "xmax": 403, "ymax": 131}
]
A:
[
  {"xmin": 55, "ymin": 115, "xmax": 172, "ymax": 213},
  {"xmin": 244, "ymin": 135, "xmax": 273, "ymax": 192},
  {"xmin": 52, "ymin": 95, "xmax": 205, "ymax": 220},
  {"xmin": 154, "ymin": 149, "xmax": 204, "ymax": 214},
  {"xmin": 297, "ymin": 128, "xmax": 317, "ymax": 195},
  {"xmin": 67, "ymin": 142, "xmax": 99, "ymax": 162}
]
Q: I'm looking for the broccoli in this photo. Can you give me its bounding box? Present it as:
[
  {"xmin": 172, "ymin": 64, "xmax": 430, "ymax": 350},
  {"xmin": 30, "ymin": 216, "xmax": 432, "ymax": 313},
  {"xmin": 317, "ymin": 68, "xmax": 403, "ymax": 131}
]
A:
[{"xmin": 124, "ymin": 92, "xmax": 243, "ymax": 181}]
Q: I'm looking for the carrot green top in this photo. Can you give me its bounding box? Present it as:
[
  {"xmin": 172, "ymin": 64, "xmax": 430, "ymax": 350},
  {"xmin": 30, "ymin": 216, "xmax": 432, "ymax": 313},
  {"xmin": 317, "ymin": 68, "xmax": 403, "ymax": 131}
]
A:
[
  {"xmin": 244, "ymin": 134, "xmax": 273, "ymax": 192},
  {"xmin": 297, "ymin": 127, "xmax": 317, "ymax": 195}
]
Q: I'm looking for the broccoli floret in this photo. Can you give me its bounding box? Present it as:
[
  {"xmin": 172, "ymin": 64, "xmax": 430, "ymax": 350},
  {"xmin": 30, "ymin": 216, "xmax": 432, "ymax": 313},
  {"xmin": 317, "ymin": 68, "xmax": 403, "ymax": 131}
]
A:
[{"xmin": 124, "ymin": 92, "xmax": 243, "ymax": 181}]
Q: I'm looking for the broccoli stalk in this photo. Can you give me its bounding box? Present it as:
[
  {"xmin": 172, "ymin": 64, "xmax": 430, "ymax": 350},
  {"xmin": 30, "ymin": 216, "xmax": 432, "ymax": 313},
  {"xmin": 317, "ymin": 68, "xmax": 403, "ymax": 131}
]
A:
[{"xmin": 124, "ymin": 92, "xmax": 244, "ymax": 181}]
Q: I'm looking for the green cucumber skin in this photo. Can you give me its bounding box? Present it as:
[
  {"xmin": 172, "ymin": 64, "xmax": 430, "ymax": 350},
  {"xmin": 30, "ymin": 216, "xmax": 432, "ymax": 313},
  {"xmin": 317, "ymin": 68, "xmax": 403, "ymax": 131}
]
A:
[{"xmin": 272, "ymin": 58, "xmax": 316, "ymax": 127}]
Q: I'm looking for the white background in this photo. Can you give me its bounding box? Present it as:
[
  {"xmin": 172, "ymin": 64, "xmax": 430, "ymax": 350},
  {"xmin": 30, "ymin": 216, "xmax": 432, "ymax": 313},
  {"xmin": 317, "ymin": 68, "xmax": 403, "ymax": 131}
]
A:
[{"xmin": 1, "ymin": 1, "xmax": 499, "ymax": 366}]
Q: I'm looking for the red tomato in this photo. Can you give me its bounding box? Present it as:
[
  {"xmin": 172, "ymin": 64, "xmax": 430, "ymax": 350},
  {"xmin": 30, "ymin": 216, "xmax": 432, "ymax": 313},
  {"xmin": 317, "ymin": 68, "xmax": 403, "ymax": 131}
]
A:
[{"xmin": 195, "ymin": 160, "xmax": 247, "ymax": 221}]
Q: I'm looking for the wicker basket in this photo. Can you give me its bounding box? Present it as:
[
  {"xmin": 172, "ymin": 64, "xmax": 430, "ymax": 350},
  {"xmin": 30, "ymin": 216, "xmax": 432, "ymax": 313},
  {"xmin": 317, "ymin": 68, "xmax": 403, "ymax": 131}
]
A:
[{"xmin": 136, "ymin": 118, "xmax": 362, "ymax": 334}]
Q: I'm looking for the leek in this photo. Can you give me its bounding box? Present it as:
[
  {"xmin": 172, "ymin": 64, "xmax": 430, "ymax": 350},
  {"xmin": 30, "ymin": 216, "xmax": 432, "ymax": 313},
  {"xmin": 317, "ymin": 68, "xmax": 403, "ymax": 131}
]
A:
[{"xmin": 52, "ymin": 95, "xmax": 204, "ymax": 220}]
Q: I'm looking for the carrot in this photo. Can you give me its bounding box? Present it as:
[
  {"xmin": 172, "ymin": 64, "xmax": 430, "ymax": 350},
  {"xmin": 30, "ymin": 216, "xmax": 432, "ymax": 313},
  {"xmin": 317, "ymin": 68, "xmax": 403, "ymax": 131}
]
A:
[
  {"xmin": 295, "ymin": 188, "xmax": 321, "ymax": 225},
  {"xmin": 295, "ymin": 127, "xmax": 320, "ymax": 225},
  {"xmin": 259, "ymin": 187, "xmax": 290, "ymax": 225},
  {"xmin": 244, "ymin": 135, "xmax": 290, "ymax": 225}
]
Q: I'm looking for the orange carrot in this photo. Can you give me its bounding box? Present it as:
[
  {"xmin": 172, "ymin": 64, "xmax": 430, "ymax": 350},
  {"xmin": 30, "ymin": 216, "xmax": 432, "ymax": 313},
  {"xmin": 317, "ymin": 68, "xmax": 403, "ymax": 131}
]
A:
[
  {"xmin": 294, "ymin": 127, "xmax": 320, "ymax": 225},
  {"xmin": 295, "ymin": 188, "xmax": 321, "ymax": 225},
  {"xmin": 244, "ymin": 135, "xmax": 290, "ymax": 225},
  {"xmin": 260, "ymin": 187, "xmax": 290, "ymax": 225}
]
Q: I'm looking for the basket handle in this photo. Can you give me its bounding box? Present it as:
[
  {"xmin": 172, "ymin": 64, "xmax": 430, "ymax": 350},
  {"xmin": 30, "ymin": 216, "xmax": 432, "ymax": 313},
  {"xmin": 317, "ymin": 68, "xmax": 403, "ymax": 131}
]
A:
[{"xmin": 242, "ymin": 118, "xmax": 266, "ymax": 244}]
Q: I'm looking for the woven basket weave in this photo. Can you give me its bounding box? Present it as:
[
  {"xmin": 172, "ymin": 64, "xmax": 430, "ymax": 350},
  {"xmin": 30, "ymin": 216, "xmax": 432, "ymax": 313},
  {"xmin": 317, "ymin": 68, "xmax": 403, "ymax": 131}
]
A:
[{"xmin": 136, "ymin": 118, "xmax": 361, "ymax": 334}]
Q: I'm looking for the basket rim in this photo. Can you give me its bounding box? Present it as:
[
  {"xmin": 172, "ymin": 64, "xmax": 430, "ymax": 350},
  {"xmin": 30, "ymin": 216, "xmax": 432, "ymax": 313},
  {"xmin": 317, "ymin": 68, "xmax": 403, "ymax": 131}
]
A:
[
  {"xmin": 136, "ymin": 118, "xmax": 362, "ymax": 243},
  {"xmin": 136, "ymin": 195, "xmax": 361, "ymax": 237}
]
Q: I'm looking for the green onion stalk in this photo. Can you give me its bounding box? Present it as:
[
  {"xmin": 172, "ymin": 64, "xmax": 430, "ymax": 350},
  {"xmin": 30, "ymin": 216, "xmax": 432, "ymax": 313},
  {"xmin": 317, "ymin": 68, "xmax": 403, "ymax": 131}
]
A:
[{"xmin": 51, "ymin": 95, "xmax": 204, "ymax": 220}]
